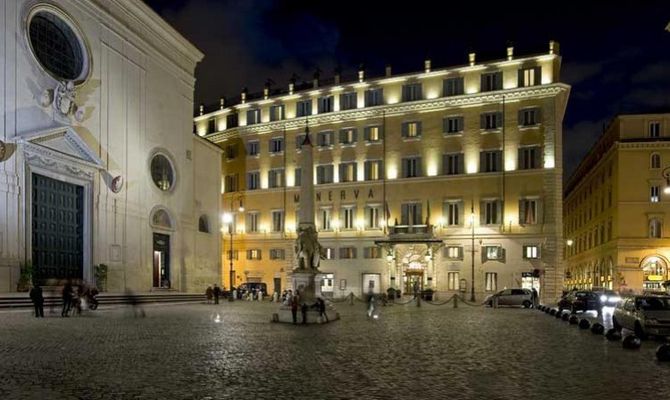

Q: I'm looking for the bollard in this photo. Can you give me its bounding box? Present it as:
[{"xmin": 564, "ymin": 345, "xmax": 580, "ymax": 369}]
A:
[
  {"xmin": 591, "ymin": 322, "xmax": 605, "ymax": 335},
  {"xmin": 569, "ymin": 315, "xmax": 579, "ymax": 325},
  {"xmin": 579, "ymin": 319, "xmax": 591, "ymax": 329},
  {"xmin": 656, "ymin": 343, "xmax": 670, "ymax": 361},
  {"xmin": 453, "ymin": 295, "xmax": 458, "ymax": 309},
  {"xmin": 605, "ymin": 328, "xmax": 622, "ymax": 341},
  {"xmin": 622, "ymin": 335, "xmax": 641, "ymax": 349},
  {"xmin": 549, "ymin": 309, "xmax": 556, "ymax": 316},
  {"xmin": 416, "ymin": 295, "xmax": 421, "ymax": 307},
  {"xmin": 555, "ymin": 311, "xmax": 562, "ymax": 319}
]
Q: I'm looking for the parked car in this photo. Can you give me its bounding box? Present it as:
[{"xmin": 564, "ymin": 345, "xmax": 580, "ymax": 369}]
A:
[
  {"xmin": 592, "ymin": 289, "xmax": 622, "ymax": 307},
  {"xmin": 484, "ymin": 289, "xmax": 533, "ymax": 308},
  {"xmin": 558, "ymin": 290, "xmax": 602, "ymax": 315},
  {"xmin": 612, "ymin": 295, "xmax": 670, "ymax": 339}
]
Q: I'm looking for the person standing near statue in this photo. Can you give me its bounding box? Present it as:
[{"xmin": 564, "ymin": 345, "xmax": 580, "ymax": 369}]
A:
[
  {"xmin": 61, "ymin": 281, "xmax": 73, "ymax": 317},
  {"xmin": 290, "ymin": 295, "xmax": 299, "ymax": 325},
  {"xmin": 213, "ymin": 284, "xmax": 221, "ymax": 304},
  {"xmin": 29, "ymin": 284, "xmax": 44, "ymax": 318}
]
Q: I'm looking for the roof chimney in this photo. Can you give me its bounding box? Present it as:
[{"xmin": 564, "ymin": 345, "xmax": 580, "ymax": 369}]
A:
[
  {"xmin": 385, "ymin": 64, "xmax": 392, "ymax": 77},
  {"xmin": 424, "ymin": 59, "xmax": 431, "ymax": 73},
  {"xmin": 468, "ymin": 52, "xmax": 476, "ymax": 66}
]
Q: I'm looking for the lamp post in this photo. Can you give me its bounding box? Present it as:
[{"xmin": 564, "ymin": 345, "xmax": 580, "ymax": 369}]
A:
[
  {"xmin": 470, "ymin": 201, "xmax": 476, "ymax": 302},
  {"xmin": 223, "ymin": 194, "xmax": 244, "ymax": 300},
  {"xmin": 663, "ymin": 166, "xmax": 670, "ymax": 194}
]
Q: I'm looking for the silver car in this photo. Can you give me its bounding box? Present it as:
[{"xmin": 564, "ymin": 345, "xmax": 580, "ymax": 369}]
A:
[
  {"xmin": 612, "ymin": 295, "xmax": 670, "ymax": 339},
  {"xmin": 485, "ymin": 288, "xmax": 533, "ymax": 308}
]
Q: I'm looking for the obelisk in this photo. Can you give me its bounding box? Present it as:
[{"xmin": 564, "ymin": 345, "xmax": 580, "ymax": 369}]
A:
[
  {"xmin": 273, "ymin": 122, "xmax": 338, "ymax": 323},
  {"xmin": 291, "ymin": 122, "xmax": 322, "ymax": 305}
]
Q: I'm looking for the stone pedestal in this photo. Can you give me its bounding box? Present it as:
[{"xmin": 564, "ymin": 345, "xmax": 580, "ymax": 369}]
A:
[{"xmin": 291, "ymin": 271, "xmax": 319, "ymax": 305}]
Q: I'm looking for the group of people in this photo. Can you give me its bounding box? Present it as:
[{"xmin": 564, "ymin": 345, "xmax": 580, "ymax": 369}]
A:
[
  {"xmin": 28, "ymin": 280, "xmax": 99, "ymax": 318},
  {"xmin": 287, "ymin": 293, "xmax": 329, "ymax": 325}
]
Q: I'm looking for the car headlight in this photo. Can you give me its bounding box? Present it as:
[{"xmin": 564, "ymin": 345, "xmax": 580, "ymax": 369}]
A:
[{"xmin": 600, "ymin": 295, "xmax": 607, "ymax": 303}]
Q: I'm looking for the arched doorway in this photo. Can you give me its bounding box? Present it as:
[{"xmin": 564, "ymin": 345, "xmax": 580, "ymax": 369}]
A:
[
  {"xmin": 400, "ymin": 246, "xmax": 428, "ymax": 294},
  {"xmin": 150, "ymin": 207, "xmax": 174, "ymax": 289},
  {"xmin": 641, "ymin": 256, "xmax": 668, "ymax": 291}
]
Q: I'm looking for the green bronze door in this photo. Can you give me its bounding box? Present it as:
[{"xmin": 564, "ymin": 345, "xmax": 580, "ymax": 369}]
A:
[{"xmin": 32, "ymin": 173, "xmax": 84, "ymax": 283}]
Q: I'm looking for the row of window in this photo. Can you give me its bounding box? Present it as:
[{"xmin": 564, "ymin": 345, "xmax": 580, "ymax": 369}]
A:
[
  {"xmin": 568, "ymin": 218, "xmax": 663, "ymax": 258},
  {"xmin": 226, "ymin": 148, "xmax": 542, "ymax": 191},
  {"xmin": 231, "ymin": 109, "xmax": 542, "ymax": 159},
  {"xmin": 232, "ymin": 244, "xmax": 539, "ymax": 262},
  {"xmin": 231, "ymin": 198, "xmax": 543, "ymax": 234},
  {"xmin": 213, "ymin": 67, "xmax": 543, "ymax": 131},
  {"xmin": 448, "ymin": 272, "xmax": 499, "ymax": 291}
]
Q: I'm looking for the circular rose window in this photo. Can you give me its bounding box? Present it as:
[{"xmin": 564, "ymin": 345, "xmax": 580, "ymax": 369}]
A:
[
  {"xmin": 27, "ymin": 8, "xmax": 88, "ymax": 82},
  {"xmin": 150, "ymin": 154, "xmax": 175, "ymax": 191}
]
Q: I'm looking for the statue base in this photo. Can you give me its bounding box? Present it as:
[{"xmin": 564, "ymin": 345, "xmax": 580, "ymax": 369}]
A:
[{"xmin": 271, "ymin": 271, "xmax": 339, "ymax": 324}]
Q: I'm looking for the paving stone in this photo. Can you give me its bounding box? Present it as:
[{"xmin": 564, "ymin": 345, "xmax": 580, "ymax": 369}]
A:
[{"xmin": 0, "ymin": 302, "xmax": 669, "ymax": 399}]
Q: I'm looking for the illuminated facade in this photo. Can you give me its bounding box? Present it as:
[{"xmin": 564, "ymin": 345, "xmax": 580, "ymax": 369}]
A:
[
  {"xmin": 564, "ymin": 113, "xmax": 670, "ymax": 293},
  {"xmin": 0, "ymin": 0, "xmax": 222, "ymax": 293},
  {"xmin": 198, "ymin": 42, "xmax": 569, "ymax": 302}
]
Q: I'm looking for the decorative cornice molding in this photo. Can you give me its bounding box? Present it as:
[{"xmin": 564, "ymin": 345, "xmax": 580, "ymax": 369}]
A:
[
  {"xmin": 205, "ymin": 84, "xmax": 569, "ymax": 143},
  {"xmin": 24, "ymin": 149, "xmax": 95, "ymax": 180}
]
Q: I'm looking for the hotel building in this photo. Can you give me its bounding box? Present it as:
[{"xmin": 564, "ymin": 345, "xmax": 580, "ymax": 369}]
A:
[
  {"xmin": 197, "ymin": 42, "xmax": 570, "ymax": 302},
  {"xmin": 564, "ymin": 113, "xmax": 670, "ymax": 293}
]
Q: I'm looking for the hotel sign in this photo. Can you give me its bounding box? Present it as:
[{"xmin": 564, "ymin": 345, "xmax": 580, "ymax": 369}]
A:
[{"xmin": 294, "ymin": 188, "xmax": 376, "ymax": 203}]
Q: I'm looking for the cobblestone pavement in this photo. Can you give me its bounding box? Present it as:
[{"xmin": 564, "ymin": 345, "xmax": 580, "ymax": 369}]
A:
[{"xmin": 1, "ymin": 301, "xmax": 669, "ymax": 400}]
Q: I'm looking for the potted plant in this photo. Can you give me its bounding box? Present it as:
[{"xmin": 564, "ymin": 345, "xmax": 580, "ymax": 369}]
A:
[
  {"xmin": 16, "ymin": 262, "xmax": 33, "ymax": 292},
  {"xmin": 94, "ymin": 264, "xmax": 108, "ymax": 292}
]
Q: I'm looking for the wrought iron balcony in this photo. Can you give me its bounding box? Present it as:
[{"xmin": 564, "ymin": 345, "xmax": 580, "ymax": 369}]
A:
[{"xmin": 388, "ymin": 224, "xmax": 434, "ymax": 239}]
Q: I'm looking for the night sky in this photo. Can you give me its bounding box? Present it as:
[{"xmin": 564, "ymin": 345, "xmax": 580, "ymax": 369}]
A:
[{"xmin": 144, "ymin": 0, "xmax": 670, "ymax": 179}]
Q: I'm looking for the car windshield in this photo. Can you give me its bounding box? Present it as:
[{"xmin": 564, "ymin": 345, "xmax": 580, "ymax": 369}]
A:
[{"xmin": 636, "ymin": 297, "xmax": 670, "ymax": 311}]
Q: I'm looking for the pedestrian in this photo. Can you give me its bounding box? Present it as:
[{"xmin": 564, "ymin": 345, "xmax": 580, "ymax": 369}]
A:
[
  {"xmin": 367, "ymin": 295, "xmax": 376, "ymax": 318},
  {"xmin": 232, "ymin": 287, "xmax": 237, "ymax": 300},
  {"xmin": 272, "ymin": 291, "xmax": 279, "ymax": 303},
  {"xmin": 61, "ymin": 281, "xmax": 73, "ymax": 317},
  {"xmin": 317, "ymin": 298, "xmax": 329, "ymax": 323},
  {"xmin": 257, "ymin": 289, "xmax": 263, "ymax": 302},
  {"xmin": 125, "ymin": 289, "xmax": 145, "ymax": 318},
  {"xmin": 213, "ymin": 284, "xmax": 221, "ymax": 304},
  {"xmin": 291, "ymin": 295, "xmax": 299, "ymax": 325},
  {"xmin": 531, "ymin": 287, "xmax": 539, "ymax": 308},
  {"xmin": 29, "ymin": 284, "xmax": 44, "ymax": 318},
  {"xmin": 301, "ymin": 302, "xmax": 308, "ymax": 324},
  {"xmin": 205, "ymin": 286, "xmax": 213, "ymax": 304}
]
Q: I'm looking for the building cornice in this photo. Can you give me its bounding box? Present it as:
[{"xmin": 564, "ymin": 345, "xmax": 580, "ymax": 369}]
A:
[{"xmin": 205, "ymin": 84, "xmax": 570, "ymax": 143}]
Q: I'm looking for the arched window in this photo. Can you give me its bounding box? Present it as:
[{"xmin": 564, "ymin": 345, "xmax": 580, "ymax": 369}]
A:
[
  {"xmin": 651, "ymin": 153, "xmax": 661, "ymax": 169},
  {"xmin": 150, "ymin": 207, "xmax": 173, "ymax": 230},
  {"xmin": 650, "ymin": 218, "xmax": 662, "ymax": 238},
  {"xmin": 198, "ymin": 215, "xmax": 210, "ymax": 233}
]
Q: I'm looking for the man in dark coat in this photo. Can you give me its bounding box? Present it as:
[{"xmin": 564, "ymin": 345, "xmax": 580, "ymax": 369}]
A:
[
  {"xmin": 317, "ymin": 298, "xmax": 328, "ymax": 323},
  {"xmin": 29, "ymin": 284, "xmax": 44, "ymax": 318},
  {"xmin": 61, "ymin": 281, "xmax": 73, "ymax": 317},
  {"xmin": 213, "ymin": 284, "xmax": 221, "ymax": 304}
]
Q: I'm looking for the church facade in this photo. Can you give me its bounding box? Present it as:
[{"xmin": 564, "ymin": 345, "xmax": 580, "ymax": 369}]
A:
[{"xmin": 0, "ymin": 0, "xmax": 222, "ymax": 293}]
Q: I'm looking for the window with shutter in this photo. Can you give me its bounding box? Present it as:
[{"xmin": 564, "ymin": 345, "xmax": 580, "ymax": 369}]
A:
[
  {"xmin": 364, "ymin": 88, "xmax": 383, "ymax": 107},
  {"xmin": 364, "ymin": 126, "xmax": 382, "ymax": 142},
  {"xmin": 443, "ymin": 77, "xmax": 464, "ymax": 96}
]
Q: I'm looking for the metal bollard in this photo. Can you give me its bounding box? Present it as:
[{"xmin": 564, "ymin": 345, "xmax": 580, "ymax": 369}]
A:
[
  {"xmin": 349, "ymin": 292, "xmax": 354, "ymax": 306},
  {"xmin": 453, "ymin": 294, "xmax": 458, "ymax": 308},
  {"xmin": 493, "ymin": 296, "xmax": 498, "ymax": 308},
  {"xmin": 416, "ymin": 295, "xmax": 421, "ymax": 307}
]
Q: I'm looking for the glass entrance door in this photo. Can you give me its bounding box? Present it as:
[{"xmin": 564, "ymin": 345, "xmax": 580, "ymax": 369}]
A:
[
  {"xmin": 153, "ymin": 233, "xmax": 170, "ymax": 288},
  {"xmin": 404, "ymin": 272, "xmax": 424, "ymax": 295}
]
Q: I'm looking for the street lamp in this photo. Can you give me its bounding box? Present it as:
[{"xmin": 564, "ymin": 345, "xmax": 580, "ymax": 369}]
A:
[
  {"xmin": 470, "ymin": 202, "xmax": 476, "ymax": 302},
  {"xmin": 223, "ymin": 194, "xmax": 244, "ymax": 300},
  {"xmin": 663, "ymin": 166, "xmax": 670, "ymax": 194}
]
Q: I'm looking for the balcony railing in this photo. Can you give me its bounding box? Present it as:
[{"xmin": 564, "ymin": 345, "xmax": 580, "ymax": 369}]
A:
[{"xmin": 388, "ymin": 224, "xmax": 434, "ymax": 239}]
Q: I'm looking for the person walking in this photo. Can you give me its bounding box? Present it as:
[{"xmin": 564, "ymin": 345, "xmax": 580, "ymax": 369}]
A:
[
  {"xmin": 29, "ymin": 284, "xmax": 44, "ymax": 318},
  {"xmin": 317, "ymin": 298, "xmax": 329, "ymax": 323},
  {"xmin": 301, "ymin": 302, "xmax": 308, "ymax": 325},
  {"xmin": 367, "ymin": 295, "xmax": 376, "ymax": 318},
  {"xmin": 61, "ymin": 281, "xmax": 73, "ymax": 317},
  {"xmin": 531, "ymin": 287, "xmax": 539, "ymax": 308},
  {"xmin": 213, "ymin": 284, "xmax": 221, "ymax": 304},
  {"xmin": 290, "ymin": 295, "xmax": 299, "ymax": 325},
  {"xmin": 205, "ymin": 286, "xmax": 213, "ymax": 304}
]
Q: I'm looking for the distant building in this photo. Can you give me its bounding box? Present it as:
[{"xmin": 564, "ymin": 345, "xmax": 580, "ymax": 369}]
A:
[
  {"xmin": 564, "ymin": 113, "xmax": 670, "ymax": 293},
  {"xmin": 197, "ymin": 42, "xmax": 569, "ymax": 302},
  {"xmin": 0, "ymin": 0, "xmax": 221, "ymax": 292}
]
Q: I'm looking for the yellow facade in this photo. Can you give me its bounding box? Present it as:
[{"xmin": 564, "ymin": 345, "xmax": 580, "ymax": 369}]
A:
[
  {"xmin": 199, "ymin": 43, "xmax": 569, "ymax": 302},
  {"xmin": 564, "ymin": 113, "xmax": 670, "ymax": 294}
]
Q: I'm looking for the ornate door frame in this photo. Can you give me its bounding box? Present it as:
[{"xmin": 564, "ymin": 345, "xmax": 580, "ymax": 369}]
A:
[{"xmin": 22, "ymin": 144, "xmax": 97, "ymax": 284}]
